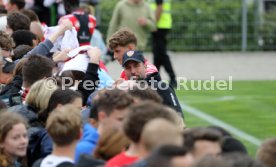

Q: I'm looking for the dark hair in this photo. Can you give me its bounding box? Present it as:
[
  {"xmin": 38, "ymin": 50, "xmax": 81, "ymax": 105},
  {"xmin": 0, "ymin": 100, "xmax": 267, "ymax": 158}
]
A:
[
  {"xmin": 60, "ymin": 70, "xmax": 85, "ymax": 89},
  {"xmin": 7, "ymin": 12, "xmax": 30, "ymax": 32},
  {"xmin": 0, "ymin": 5, "xmax": 7, "ymax": 14},
  {"xmin": 12, "ymin": 45, "xmax": 32, "ymax": 61},
  {"xmin": 9, "ymin": 0, "xmax": 25, "ymax": 10},
  {"xmin": 183, "ymin": 127, "xmax": 222, "ymax": 152},
  {"xmin": 223, "ymin": 153, "xmax": 263, "ymax": 167},
  {"xmin": 193, "ymin": 155, "xmax": 232, "ymax": 167},
  {"xmin": 12, "ymin": 30, "xmax": 36, "ymax": 47},
  {"xmin": 207, "ymin": 126, "xmax": 232, "ymax": 137},
  {"xmin": 108, "ymin": 28, "xmax": 137, "ymax": 50},
  {"xmin": 123, "ymin": 101, "xmax": 176, "ymax": 143},
  {"xmin": 128, "ymin": 83, "xmax": 163, "ymax": 104},
  {"xmin": 39, "ymin": 88, "xmax": 82, "ymax": 124},
  {"xmin": 93, "ymin": 89, "xmax": 134, "ymax": 118},
  {"xmin": 147, "ymin": 145, "xmax": 189, "ymax": 167},
  {"xmin": 61, "ymin": 70, "xmax": 85, "ymax": 81},
  {"xmin": 22, "ymin": 55, "xmax": 55, "ymax": 88},
  {"xmin": 63, "ymin": 0, "xmax": 80, "ymax": 14},
  {"xmin": 20, "ymin": 9, "xmax": 39, "ymax": 22},
  {"xmin": 222, "ymin": 137, "xmax": 248, "ymax": 155}
]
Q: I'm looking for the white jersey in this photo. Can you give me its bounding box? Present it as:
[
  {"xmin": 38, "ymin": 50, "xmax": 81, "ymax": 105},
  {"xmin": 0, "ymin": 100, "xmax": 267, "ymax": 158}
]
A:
[{"xmin": 40, "ymin": 155, "xmax": 74, "ymax": 167}]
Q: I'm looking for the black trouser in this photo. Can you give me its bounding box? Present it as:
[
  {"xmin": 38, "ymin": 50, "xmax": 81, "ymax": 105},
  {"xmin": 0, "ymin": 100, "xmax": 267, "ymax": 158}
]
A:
[{"xmin": 152, "ymin": 28, "xmax": 176, "ymax": 80}]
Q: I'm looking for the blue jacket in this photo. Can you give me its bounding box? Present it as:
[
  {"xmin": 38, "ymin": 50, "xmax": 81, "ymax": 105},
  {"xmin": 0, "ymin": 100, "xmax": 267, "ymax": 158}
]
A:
[{"xmin": 75, "ymin": 123, "xmax": 99, "ymax": 162}]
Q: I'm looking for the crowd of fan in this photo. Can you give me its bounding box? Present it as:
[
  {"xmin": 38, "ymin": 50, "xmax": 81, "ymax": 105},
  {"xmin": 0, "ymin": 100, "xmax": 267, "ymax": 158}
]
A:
[{"xmin": 0, "ymin": 0, "xmax": 275, "ymax": 167}]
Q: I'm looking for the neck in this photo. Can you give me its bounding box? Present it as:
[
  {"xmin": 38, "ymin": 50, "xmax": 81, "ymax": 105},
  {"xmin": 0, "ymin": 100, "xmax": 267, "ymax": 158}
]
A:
[
  {"xmin": 71, "ymin": 7, "xmax": 81, "ymax": 12},
  {"xmin": 51, "ymin": 142, "xmax": 77, "ymax": 160},
  {"xmin": 128, "ymin": 0, "xmax": 142, "ymax": 5},
  {"xmin": 125, "ymin": 142, "xmax": 148, "ymax": 159}
]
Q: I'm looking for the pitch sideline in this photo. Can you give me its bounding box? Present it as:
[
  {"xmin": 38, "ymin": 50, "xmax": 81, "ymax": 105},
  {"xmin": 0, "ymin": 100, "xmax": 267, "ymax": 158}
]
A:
[{"xmin": 181, "ymin": 103, "xmax": 262, "ymax": 146}]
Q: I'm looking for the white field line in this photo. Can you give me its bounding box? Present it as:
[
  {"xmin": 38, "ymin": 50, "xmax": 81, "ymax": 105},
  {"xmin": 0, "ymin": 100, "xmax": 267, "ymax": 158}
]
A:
[
  {"xmin": 185, "ymin": 96, "xmax": 235, "ymax": 104},
  {"xmin": 181, "ymin": 103, "xmax": 262, "ymax": 146}
]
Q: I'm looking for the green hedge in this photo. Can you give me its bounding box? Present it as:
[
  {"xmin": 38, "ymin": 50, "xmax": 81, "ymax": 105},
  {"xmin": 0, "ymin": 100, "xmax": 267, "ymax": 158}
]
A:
[
  {"xmin": 98, "ymin": 0, "xmax": 264, "ymax": 51},
  {"xmin": 259, "ymin": 12, "xmax": 276, "ymax": 50}
]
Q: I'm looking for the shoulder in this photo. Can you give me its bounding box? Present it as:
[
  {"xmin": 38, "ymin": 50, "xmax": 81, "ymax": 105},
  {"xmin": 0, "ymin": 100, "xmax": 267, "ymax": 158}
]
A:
[
  {"xmin": 120, "ymin": 70, "xmax": 128, "ymax": 80},
  {"xmin": 41, "ymin": 155, "xmax": 73, "ymax": 167},
  {"xmin": 106, "ymin": 152, "xmax": 138, "ymax": 167},
  {"xmin": 145, "ymin": 61, "xmax": 158, "ymax": 73},
  {"xmin": 88, "ymin": 15, "xmax": 96, "ymax": 21},
  {"xmin": 106, "ymin": 152, "xmax": 125, "ymax": 166},
  {"xmin": 116, "ymin": 0, "xmax": 127, "ymax": 8},
  {"xmin": 9, "ymin": 105, "xmax": 37, "ymax": 121}
]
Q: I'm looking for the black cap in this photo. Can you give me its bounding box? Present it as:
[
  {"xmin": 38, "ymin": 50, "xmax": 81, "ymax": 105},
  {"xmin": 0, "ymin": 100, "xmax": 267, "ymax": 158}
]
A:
[
  {"xmin": 2, "ymin": 58, "xmax": 15, "ymax": 74},
  {"xmin": 222, "ymin": 137, "xmax": 248, "ymax": 154},
  {"xmin": 122, "ymin": 50, "xmax": 145, "ymax": 67}
]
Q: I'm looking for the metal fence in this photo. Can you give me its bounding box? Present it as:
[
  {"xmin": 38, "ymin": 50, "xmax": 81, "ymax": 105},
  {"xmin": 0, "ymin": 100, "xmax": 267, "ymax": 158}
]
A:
[{"xmin": 98, "ymin": 0, "xmax": 276, "ymax": 51}]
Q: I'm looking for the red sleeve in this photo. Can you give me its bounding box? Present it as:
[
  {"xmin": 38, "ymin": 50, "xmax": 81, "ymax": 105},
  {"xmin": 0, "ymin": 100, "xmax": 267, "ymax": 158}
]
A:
[
  {"xmin": 120, "ymin": 70, "xmax": 128, "ymax": 80},
  {"xmin": 99, "ymin": 60, "xmax": 108, "ymax": 72},
  {"xmin": 88, "ymin": 15, "xmax": 97, "ymax": 35}
]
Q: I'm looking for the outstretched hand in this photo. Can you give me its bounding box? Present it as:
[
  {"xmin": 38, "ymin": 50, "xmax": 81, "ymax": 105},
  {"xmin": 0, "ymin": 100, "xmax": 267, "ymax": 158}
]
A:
[{"xmin": 57, "ymin": 19, "xmax": 73, "ymax": 36}]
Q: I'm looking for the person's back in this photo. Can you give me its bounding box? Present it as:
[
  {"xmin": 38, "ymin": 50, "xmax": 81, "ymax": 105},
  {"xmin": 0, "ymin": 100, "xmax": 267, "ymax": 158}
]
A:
[
  {"xmin": 60, "ymin": 0, "xmax": 96, "ymax": 46},
  {"xmin": 145, "ymin": 72, "xmax": 182, "ymax": 115}
]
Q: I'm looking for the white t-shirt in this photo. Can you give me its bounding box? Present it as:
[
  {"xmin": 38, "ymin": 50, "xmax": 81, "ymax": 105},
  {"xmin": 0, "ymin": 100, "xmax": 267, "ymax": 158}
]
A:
[{"xmin": 40, "ymin": 155, "xmax": 74, "ymax": 167}]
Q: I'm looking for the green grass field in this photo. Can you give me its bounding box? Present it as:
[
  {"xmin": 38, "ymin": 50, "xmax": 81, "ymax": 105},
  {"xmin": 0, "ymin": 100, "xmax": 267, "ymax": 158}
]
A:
[{"xmin": 175, "ymin": 80, "xmax": 276, "ymax": 156}]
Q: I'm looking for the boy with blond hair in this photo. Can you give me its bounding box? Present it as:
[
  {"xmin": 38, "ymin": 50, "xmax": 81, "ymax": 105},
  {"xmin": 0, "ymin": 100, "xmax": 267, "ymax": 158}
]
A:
[{"xmin": 38, "ymin": 105, "xmax": 83, "ymax": 167}]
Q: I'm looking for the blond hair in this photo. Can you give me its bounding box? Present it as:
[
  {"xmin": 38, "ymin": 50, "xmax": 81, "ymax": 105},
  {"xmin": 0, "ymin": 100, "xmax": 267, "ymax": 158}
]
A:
[
  {"xmin": 25, "ymin": 79, "xmax": 58, "ymax": 112},
  {"xmin": 141, "ymin": 118, "xmax": 183, "ymax": 152},
  {"xmin": 165, "ymin": 107, "xmax": 186, "ymax": 130},
  {"xmin": 46, "ymin": 104, "xmax": 82, "ymax": 146}
]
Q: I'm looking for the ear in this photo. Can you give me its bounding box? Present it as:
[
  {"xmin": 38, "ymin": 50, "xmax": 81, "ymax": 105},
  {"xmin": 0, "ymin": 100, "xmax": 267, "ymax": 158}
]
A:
[
  {"xmin": 77, "ymin": 128, "xmax": 83, "ymax": 140},
  {"xmin": 98, "ymin": 111, "xmax": 107, "ymax": 122},
  {"xmin": 56, "ymin": 104, "xmax": 63, "ymax": 109},
  {"xmin": 128, "ymin": 43, "xmax": 136, "ymax": 50},
  {"xmin": 89, "ymin": 118, "xmax": 98, "ymax": 128},
  {"xmin": 143, "ymin": 63, "xmax": 147, "ymax": 70}
]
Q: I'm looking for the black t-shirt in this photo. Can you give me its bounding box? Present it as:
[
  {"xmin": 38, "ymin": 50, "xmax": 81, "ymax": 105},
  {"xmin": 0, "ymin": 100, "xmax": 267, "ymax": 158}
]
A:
[{"xmin": 156, "ymin": 0, "xmax": 163, "ymax": 5}]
